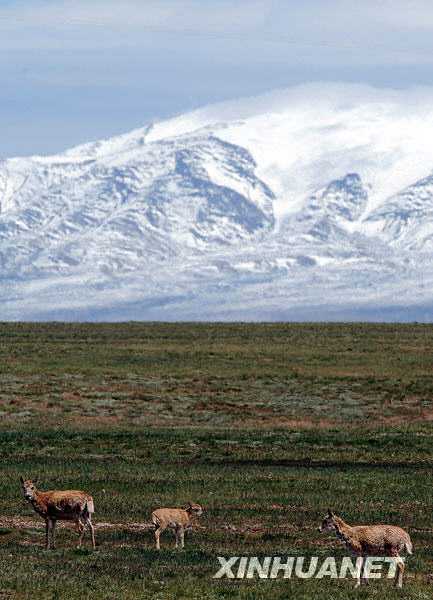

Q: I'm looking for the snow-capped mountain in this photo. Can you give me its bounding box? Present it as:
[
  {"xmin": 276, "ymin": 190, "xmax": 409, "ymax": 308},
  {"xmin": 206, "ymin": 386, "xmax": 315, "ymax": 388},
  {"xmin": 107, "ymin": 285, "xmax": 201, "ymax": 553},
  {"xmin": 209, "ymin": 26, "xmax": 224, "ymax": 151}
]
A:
[
  {"xmin": 0, "ymin": 134, "xmax": 274, "ymax": 278},
  {"xmin": 281, "ymin": 173, "xmax": 369, "ymax": 244},
  {"xmin": 365, "ymin": 173, "xmax": 433, "ymax": 251},
  {"xmin": 2, "ymin": 83, "xmax": 433, "ymax": 321}
]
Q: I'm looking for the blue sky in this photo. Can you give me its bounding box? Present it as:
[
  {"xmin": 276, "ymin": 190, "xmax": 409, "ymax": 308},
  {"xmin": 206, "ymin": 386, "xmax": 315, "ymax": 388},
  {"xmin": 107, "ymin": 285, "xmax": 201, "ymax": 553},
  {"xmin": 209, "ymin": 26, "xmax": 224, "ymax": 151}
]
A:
[{"xmin": 2, "ymin": 0, "xmax": 433, "ymax": 157}]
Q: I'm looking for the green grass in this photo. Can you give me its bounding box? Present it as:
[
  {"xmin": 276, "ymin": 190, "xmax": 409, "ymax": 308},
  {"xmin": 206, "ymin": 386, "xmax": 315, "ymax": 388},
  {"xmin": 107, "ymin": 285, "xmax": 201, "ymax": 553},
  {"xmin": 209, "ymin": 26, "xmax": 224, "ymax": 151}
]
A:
[
  {"xmin": 2, "ymin": 321, "xmax": 433, "ymax": 428},
  {"xmin": 0, "ymin": 323, "xmax": 432, "ymax": 598}
]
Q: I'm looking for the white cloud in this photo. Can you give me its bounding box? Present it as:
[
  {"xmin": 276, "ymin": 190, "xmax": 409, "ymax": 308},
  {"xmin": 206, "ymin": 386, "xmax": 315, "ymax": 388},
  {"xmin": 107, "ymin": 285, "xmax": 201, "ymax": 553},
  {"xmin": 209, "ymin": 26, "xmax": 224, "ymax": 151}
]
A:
[
  {"xmin": 0, "ymin": 0, "xmax": 269, "ymax": 34},
  {"xmin": 365, "ymin": 0, "xmax": 433, "ymax": 30},
  {"xmin": 2, "ymin": 0, "xmax": 433, "ymax": 63}
]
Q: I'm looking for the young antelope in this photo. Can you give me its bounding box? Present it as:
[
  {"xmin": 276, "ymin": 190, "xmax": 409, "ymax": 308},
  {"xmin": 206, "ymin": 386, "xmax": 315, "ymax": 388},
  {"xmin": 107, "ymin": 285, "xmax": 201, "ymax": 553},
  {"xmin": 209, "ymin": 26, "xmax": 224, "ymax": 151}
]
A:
[
  {"xmin": 20, "ymin": 477, "xmax": 96, "ymax": 549},
  {"xmin": 319, "ymin": 509, "xmax": 412, "ymax": 588},
  {"xmin": 151, "ymin": 502, "xmax": 203, "ymax": 550}
]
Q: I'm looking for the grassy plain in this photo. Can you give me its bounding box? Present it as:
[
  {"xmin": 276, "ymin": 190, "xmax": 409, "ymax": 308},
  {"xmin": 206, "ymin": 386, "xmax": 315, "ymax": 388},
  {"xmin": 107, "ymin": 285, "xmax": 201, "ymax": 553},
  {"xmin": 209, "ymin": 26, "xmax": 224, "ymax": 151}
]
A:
[{"xmin": 0, "ymin": 322, "xmax": 432, "ymax": 599}]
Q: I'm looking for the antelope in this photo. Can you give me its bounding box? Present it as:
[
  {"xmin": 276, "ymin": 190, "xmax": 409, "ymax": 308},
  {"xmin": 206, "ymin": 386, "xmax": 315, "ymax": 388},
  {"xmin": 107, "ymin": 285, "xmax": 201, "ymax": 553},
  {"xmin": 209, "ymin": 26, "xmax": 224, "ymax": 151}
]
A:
[
  {"xmin": 151, "ymin": 502, "xmax": 203, "ymax": 550},
  {"xmin": 319, "ymin": 509, "xmax": 412, "ymax": 588},
  {"xmin": 20, "ymin": 477, "xmax": 96, "ymax": 550}
]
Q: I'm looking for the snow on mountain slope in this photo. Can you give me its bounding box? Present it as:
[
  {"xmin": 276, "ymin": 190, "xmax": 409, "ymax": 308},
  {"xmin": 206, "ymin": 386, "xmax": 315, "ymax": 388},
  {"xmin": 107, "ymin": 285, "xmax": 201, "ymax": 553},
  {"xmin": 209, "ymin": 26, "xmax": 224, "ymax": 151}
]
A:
[
  {"xmin": 2, "ymin": 83, "xmax": 433, "ymax": 321},
  {"xmin": 0, "ymin": 134, "xmax": 274, "ymax": 278},
  {"xmin": 281, "ymin": 173, "xmax": 369, "ymax": 243},
  {"xmin": 146, "ymin": 83, "xmax": 433, "ymax": 219},
  {"xmin": 365, "ymin": 172, "xmax": 433, "ymax": 251}
]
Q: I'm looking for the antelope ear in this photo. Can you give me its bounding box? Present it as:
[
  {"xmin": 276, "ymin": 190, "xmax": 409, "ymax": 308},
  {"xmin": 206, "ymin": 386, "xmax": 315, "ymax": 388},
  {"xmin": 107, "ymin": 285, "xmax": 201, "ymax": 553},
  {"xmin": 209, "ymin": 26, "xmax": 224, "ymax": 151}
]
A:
[
  {"xmin": 19, "ymin": 476, "xmax": 24, "ymax": 484},
  {"xmin": 328, "ymin": 508, "xmax": 334, "ymax": 517},
  {"xmin": 33, "ymin": 478, "xmax": 38, "ymax": 485}
]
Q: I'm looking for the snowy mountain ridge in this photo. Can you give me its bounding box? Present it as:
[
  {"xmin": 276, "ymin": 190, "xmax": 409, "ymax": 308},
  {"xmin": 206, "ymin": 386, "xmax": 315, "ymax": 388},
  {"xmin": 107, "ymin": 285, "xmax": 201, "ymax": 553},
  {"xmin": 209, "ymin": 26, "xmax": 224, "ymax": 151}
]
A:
[{"xmin": 2, "ymin": 83, "xmax": 433, "ymax": 321}]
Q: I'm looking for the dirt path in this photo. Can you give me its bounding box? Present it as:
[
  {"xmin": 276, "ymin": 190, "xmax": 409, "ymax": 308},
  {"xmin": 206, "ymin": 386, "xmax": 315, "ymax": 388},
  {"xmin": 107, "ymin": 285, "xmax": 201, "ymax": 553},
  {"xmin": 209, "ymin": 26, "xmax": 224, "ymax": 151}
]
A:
[
  {"xmin": 2, "ymin": 516, "xmax": 430, "ymax": 537},
  {"xmin": 0, "ymin": 516, "xmax": 270, "ymax": 535},
  {"xmin": 0, "ymin": 516, "xmax": 155, "ymax": 532}
]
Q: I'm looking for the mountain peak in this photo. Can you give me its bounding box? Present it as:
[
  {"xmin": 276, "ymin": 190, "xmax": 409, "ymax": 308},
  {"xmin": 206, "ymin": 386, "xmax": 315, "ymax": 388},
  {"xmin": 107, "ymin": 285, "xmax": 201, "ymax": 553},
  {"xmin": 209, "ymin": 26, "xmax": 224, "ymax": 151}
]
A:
[
  {"xmin": 2, "ymin": 86, "xmax": 433, "ymax": 320},
  {"xmin": 282, "ymin": 172, "xmax": 369, "ymax": 244},
  {"xmin": 326, "ymin": 172, "xmax": 362, "ymax": 193}
]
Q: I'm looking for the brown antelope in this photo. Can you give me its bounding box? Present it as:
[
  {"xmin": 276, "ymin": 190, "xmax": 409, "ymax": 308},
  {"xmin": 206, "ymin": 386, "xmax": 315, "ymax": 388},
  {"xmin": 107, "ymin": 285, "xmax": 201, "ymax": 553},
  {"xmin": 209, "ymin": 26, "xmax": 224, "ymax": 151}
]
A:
[
  {"xmin": 20, "ymin": 477, "xmax": 96, "ymax": 549},
  {"xmin": 319, "ymin": 509, "xmax": 412, "ymax": 588},
  {"xmin": 151, "ymin": 502, "xmax": 203, "ymax": 550}
]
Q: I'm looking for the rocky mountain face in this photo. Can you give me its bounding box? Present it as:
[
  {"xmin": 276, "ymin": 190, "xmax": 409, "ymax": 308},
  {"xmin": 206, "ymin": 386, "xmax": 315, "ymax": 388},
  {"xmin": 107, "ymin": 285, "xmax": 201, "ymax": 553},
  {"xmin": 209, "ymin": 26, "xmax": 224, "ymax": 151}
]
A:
[
  {"xmin": 0, "ymin": 134, "xmax": 274, "ymax": 279},
  {"xmin": 2, "ymin": 86, "xmax": 433, "ymax": 321},
  {"xmin": 365, "ymin": 174, "xmax": 433, "ymax": 251}
]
